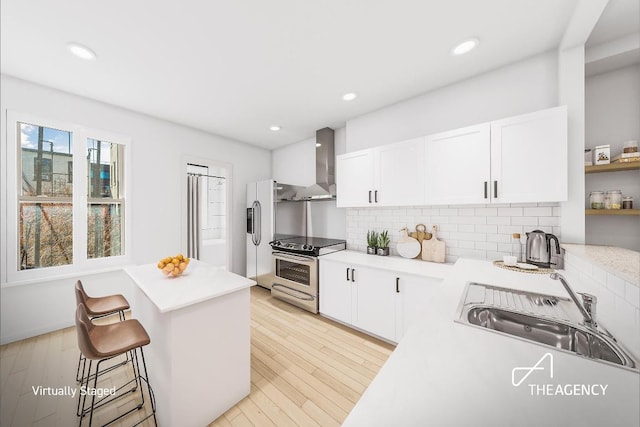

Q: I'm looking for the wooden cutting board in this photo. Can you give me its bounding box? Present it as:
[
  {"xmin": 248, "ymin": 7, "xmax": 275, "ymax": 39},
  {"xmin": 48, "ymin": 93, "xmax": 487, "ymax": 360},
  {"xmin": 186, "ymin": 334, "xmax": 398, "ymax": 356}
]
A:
[
  {"xmin": 409, "ymin": 224, "xmax": 432, "ymax": 258},
  {"xmin": 421, "ymin": 225, "xmax": 446, "ymax": 263}
]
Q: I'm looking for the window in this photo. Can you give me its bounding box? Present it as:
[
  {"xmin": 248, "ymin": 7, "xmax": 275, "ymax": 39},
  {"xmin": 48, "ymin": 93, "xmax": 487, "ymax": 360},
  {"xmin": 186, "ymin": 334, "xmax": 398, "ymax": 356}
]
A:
[
  {"xmin": 6, "ymin": 112, "xmax": 130, "ymax": 282},
  {"xmin": 87, "ymin": 139, "xmax": 124, "ymax": 259},
  {"xmin": 19, "ymin": 123, "xmax": 74, "ymax": 270}
]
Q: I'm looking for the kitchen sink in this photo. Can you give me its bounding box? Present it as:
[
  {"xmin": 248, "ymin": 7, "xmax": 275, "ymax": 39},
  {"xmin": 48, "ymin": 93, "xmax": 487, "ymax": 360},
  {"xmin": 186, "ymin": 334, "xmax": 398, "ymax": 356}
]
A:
[{"xmin": 456, "ymin": 282, "xmax": 638, "ymax": 371}]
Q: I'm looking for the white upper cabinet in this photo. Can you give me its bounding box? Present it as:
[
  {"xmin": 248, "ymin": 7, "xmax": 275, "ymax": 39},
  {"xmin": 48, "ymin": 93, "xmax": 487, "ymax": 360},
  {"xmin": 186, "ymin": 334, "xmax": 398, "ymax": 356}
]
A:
[
  {"xmin": 490, "ymin": 105, "xmax": 568, "ymax": 203},
  {"xmin": 376, "ymin": 138, "xmax": 425, "ymax": 206},
  {"xmin": 337, "ymin": 137, "xmax": 425, "ymax": 208},
  {"xmin": 336, "ymin": 150, "xmax": 375, "ymax": 207},
  {"xmin": 424, "ymin": 124, "xmax": 491, "ymax": 205},
  {"xmin": 339, "ymin": 105, "xmax": 568, "ymax": 207}
]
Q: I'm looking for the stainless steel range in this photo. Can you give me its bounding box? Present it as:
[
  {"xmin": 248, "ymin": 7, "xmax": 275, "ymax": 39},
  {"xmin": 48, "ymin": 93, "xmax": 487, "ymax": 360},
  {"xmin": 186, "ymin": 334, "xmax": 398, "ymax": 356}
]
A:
[{"xmin": 270, "ymin": 236, "xmax": 346, "ymax": 313}]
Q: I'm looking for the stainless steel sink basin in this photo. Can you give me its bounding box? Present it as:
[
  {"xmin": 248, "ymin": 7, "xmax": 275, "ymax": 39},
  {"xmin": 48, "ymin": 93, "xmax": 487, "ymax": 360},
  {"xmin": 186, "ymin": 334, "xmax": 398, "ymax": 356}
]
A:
[{"xmin": 456, "ymin": 283, "xmax": 638, "ymax": 371}]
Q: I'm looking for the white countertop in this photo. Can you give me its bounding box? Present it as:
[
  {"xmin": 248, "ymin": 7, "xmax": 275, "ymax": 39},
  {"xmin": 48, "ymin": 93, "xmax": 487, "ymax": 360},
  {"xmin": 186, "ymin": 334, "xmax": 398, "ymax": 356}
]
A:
[
  {"xmin": 562, "ymin": 244, "xmax": 640, "ymax": 285},
  {"xmin": 343, "ymin": 258, "xmax": 640, "ymax": 427},
  {"xmin": 320, "ymin": 250, "xmax": 454, "ymax": 279},
  {"xmin": 125, "ymin": 260, "xmax": 255, "ymax": 313}
]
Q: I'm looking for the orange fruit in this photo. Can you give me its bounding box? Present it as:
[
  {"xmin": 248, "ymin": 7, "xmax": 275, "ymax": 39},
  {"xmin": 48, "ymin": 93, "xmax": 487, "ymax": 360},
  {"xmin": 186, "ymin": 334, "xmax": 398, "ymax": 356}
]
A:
[
  {"xmin": 157, "ymin": 261, "xmax": 165, "ymax": 269},
  {"xmin": 172, "ymin": 258, "xmax": 180, "ymax": 266},
  {"xmin": 179, "ymin": 262, "xmax": 187, "ymax": 271}
]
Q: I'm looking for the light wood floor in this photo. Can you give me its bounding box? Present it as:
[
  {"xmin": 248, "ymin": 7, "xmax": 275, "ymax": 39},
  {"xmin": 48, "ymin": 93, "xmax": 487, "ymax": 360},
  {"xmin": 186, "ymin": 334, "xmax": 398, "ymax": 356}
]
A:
[{"xmin": 1, "ymin": 286, "xmax": 395, "ymax": 426}]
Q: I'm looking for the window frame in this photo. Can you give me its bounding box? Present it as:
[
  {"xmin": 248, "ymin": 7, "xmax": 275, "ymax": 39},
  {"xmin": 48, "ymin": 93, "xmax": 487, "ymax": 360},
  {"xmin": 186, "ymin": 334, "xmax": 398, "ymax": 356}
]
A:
[{"xmin": 3, "ymin": 111, "xmax": 132, "ymax": 286}]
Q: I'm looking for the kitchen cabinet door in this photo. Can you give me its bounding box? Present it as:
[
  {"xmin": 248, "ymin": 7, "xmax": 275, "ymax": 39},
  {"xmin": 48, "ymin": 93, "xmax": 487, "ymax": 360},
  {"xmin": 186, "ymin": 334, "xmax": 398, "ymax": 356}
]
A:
[
  {"xmin": 336, "ymin": 150, "xmax": 375, "ymax": 207},
  {"xmin": 353, "ymin": 267, "xmax": 397, "ymax": 342},
  {"xmin": 490, "ymin": 105, "xmax": 567, "ymax": 203},
  {"xmin": 319, "ymin": 260, "xmax": 353, "ymax": 324},
  {"xmin": 375, "ymin": 137, "xmax": 425, "ymax": 206},
  {"xmin": 395, "ymin": 274, "xmax": 442, "ymax": 342},
  {"xmin": 424, "ymin": 123, "xmax": 491, "ymax": 205}
]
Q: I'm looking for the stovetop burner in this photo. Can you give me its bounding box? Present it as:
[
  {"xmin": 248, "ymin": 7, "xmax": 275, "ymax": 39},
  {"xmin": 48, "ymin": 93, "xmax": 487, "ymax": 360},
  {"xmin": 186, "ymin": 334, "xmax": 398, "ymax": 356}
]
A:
[{"xmin": 270, "ymin": 235, "xmax": 346, "ymax": 256}]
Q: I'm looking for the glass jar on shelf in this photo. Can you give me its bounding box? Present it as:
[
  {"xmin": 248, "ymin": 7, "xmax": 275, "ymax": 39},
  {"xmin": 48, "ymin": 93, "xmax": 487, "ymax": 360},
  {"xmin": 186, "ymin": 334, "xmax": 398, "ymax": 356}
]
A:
[
  {"xmin": 606, "ymin": 190, "xmax": 622, "ymax": 209},
  {"xmin": 589, "ymin": 191, "xmax": 605, "ymax": 209},
  {"xmin": 622, "ymin": 196, "xmax": 633, "ymax": 209}
]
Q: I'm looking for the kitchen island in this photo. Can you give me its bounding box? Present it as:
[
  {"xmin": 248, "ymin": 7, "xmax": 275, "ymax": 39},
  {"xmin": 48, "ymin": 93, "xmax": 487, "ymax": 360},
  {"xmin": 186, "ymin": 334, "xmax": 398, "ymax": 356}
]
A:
[
  {"xmin": 343, "ymin": 258, "xmax": 640, "ymax": 426},
  {"xmin": 125, "ymin": 260, "xmax": 255, "ymax": 427}
]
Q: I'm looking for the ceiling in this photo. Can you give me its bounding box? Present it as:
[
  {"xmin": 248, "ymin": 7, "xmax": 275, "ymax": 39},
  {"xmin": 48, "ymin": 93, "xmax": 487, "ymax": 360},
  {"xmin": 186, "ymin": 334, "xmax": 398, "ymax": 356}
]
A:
[
  {"xmin": 587, "ymin": 0, "xmax": 640, "ymax": 46},
  {"xmin": 0, "ymin": 0, "xmax": 624, "ymax": 150}
]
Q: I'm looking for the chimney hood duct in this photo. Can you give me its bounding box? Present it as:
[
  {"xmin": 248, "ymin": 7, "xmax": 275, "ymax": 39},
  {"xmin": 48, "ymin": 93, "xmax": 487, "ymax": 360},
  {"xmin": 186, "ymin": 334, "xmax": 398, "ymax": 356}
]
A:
[{"xmin": 295, "ymin": 127, "xmax": 336, "ymax": 201}]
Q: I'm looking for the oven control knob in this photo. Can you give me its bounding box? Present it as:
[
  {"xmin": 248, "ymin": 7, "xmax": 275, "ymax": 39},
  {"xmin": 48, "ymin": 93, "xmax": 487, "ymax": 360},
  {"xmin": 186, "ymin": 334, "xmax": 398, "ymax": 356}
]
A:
[
  {"xmin": 273, "ymin": 241, "xmax": 281, "ymax": 246},
  {"xmin": 303, "ymin": 244, "xmax": 313, "ymax": 250}
]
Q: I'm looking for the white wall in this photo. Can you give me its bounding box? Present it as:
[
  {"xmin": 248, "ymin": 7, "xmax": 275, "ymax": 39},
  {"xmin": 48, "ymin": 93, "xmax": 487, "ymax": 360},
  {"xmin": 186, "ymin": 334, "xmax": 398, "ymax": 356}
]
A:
[
  {"xmin": 339, "ymin": 51, "xmax": 564, "ymax": 254},
  {"xmin": 0, "ymin": 75, "xmax": 271, "ymax": 344},
  {"xmin": 585, "ymin": 64, "xmax": 640, "ymax": 251},
  {"xmin": 272, "ymin": 127, "xmax": 347, "ymax": 186},
  {"xmin": 558, "ymin": 45, "xmax": 587, "ymax": 245},
  {"xmin": 346, "ymin": 51, "xmax": 558, "ymax": 151}
]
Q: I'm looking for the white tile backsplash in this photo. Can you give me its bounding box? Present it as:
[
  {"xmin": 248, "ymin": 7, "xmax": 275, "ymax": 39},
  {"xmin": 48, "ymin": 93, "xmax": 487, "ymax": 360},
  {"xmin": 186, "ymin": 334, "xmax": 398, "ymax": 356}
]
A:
[
  {"xmin": 563, "ymin": 251, "xmax": 640, "ymax": 358},
  {"xmin": 346, "ymin": 202, "xmax": 560, "ymax": 262}
]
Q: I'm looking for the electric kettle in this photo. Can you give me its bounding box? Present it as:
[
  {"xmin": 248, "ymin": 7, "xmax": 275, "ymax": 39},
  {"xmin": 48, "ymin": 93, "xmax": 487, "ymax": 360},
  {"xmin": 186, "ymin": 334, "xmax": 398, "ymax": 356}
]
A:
[{"xmin": 525, "ymin": 230, "xmax": 561, "ymax": 268}]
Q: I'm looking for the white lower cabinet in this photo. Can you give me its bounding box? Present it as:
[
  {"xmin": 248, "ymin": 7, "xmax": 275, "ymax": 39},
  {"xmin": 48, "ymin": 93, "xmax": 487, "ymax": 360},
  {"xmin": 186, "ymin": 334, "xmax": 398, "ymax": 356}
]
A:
[
  {"xmin": 353, "ymin": 267, "xmax": 397, "ymax": 341},
  {"xmin": 319, "ymin": 259, "xmax": 354, "ymax": 325},
  {"xmin": 395, "ymin": 273, "xmax": 441, "ymax": 342},
  {"xmin": 320, "ymin": 259, "xmax": 442, "ymax": 343}
]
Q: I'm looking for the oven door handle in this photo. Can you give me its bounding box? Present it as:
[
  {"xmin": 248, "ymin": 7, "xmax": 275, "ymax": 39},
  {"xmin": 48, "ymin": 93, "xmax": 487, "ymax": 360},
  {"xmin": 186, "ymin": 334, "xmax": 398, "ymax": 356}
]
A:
[
  {"xmin": 272, "ymin": 283, "xmax": 315, "ymax": 301},
  {"xmin": 272, "ymin": 251, "xmax": 316, "ymax": 263}
]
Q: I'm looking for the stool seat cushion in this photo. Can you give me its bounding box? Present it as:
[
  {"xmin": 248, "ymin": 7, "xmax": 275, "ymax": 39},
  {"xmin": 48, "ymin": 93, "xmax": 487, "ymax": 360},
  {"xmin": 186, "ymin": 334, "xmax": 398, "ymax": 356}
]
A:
[
  {"xmin": 76, "ymin": 304, "xmax": 150, "ymax": 360},
  {"xmin": 87, "ymin": 320, "xmax": 150, "ymax": 359},
  {"xmin": 85, "ymin": 294, "xmax": 130, "ymax": 316}
]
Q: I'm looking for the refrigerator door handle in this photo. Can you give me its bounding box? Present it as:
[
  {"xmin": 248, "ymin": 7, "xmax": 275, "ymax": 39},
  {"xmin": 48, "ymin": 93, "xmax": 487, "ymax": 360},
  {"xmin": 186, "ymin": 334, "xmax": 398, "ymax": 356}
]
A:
[
  {"xmin": 250, "ymin": 202, "xmax": 257, "ymax": 246},
  {"xmin": 253, "ymin": 200, "xmax": 262, "ymax": 246}
]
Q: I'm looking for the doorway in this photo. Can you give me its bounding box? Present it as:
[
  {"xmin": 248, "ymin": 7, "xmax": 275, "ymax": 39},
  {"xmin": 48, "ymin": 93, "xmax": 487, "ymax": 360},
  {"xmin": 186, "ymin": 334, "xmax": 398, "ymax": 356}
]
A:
[{"xmin": 185, "ymin": 161, "xmax": 231, "ymax": 269}]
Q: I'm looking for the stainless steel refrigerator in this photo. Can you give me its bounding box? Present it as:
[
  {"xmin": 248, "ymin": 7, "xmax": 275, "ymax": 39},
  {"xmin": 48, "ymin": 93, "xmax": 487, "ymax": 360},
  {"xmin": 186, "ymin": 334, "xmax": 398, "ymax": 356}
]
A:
[{"xmin": 246, "ymin": 180, "xmax": 305, "ymax": 289}]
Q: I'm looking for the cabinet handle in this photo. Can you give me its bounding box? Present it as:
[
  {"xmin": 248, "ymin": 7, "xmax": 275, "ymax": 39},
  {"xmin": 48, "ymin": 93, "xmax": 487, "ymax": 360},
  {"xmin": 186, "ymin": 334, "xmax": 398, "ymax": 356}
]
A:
[
  {"xmin": 374, "ymin": 190, "xmax": 378, "ymax": 203},
  {"xmin": 484, "ymin": 181, "xmax": 488, "ymax": 199},
  {"xmin": 493, "ymin": 181, "xmax": 498, "ymax": 198},
  {"xmin": 351, "ymin": 269, "xmax": 355, "ymax": 282},
  {"xmin": 368, "ymin": 190, "xmax": 372, "ymax": 203},
  {"xmin": 346, "ymin": 267, "xmax": 350, "ymax": 281},
  {"xmin": 396, "ymin": 277, "xmax": 400, "ymax": 293}
]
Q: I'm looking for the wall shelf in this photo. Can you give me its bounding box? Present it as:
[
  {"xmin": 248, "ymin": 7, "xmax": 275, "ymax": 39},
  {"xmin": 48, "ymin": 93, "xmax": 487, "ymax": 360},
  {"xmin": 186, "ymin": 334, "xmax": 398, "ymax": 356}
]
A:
[
  {"xmin": 585, "ymin": 209, "xmax": 640, "ymax": 216},
  {"xmin": 585, "ymin": 162, "xmax": 640, "ymax": 174}
]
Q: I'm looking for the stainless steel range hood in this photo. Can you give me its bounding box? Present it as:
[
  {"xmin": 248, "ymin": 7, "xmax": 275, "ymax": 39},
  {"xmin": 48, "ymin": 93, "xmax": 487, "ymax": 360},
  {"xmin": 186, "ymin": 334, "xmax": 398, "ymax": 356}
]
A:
[{"xmin": 295, "ymin": 127, "xmax": 336, "ymax": 201}]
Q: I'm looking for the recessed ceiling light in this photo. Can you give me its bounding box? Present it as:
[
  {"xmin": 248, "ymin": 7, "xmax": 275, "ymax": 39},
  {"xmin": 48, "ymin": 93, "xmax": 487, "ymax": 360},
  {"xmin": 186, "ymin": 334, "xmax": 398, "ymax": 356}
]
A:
[
  {"xmin": 342, "ymin": 92, "xmax": 357, "ymax": 101},
  {"xmin": 269, "ymin": 125, "xmax": 281, "ymax": 131},
  {"xmin": 67, "ymin": 43, "xmax": 97, "ymax": 60},
  {"xmin": 451, "ymin": 38, "xmax": 479, "ymax": 56},
  {"xmin": 316, "ymin": 143, "xmax": 322, "ymax": 147}
]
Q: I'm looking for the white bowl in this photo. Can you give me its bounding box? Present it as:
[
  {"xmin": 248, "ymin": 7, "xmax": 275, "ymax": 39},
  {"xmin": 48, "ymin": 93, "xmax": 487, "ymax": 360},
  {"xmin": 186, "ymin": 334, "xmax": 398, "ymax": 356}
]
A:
[{"xmin": 503, "ymin": 255, "xmax": 518, "ymax": 266}]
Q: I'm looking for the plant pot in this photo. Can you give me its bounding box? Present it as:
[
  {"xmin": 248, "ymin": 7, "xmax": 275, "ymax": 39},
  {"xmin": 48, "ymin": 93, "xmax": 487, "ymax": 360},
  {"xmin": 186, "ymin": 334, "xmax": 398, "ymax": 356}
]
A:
[
  {"xmin": 377, "ymin": 247, "xmax": 389, "ymax": 256},
  {"xmin": 367, "ymin": 246, "xmax": 378, "ymax": 255}
]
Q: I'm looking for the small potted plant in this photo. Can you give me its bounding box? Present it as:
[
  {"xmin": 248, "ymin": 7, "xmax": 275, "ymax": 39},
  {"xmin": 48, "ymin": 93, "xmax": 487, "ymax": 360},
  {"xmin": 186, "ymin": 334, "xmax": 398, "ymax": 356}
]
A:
[
  {"xmin": 377, "ymin": 230, "xmax": 390, "ymax": 256},
  {"xmin": 366, "ymin": 230, "xmax": 378, "ymax": 255}
]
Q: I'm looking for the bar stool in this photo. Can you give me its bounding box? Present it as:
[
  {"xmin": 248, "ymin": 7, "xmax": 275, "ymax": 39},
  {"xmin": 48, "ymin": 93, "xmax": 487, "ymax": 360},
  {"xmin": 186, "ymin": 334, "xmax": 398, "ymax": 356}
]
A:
[
  {"xmin": 75, "ymin": 280, "xmax": 130, "ymax": 383},
  {"xmin": 76, "ymin": 303, "xmax": 157, "ymax": 426}
]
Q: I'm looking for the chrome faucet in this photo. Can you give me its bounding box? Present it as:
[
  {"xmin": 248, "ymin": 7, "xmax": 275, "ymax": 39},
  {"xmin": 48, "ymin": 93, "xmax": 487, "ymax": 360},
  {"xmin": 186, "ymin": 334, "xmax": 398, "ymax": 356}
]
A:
[{"xmin": 550, "ymin": 273, "xmax": 597, "ymax": 327}]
